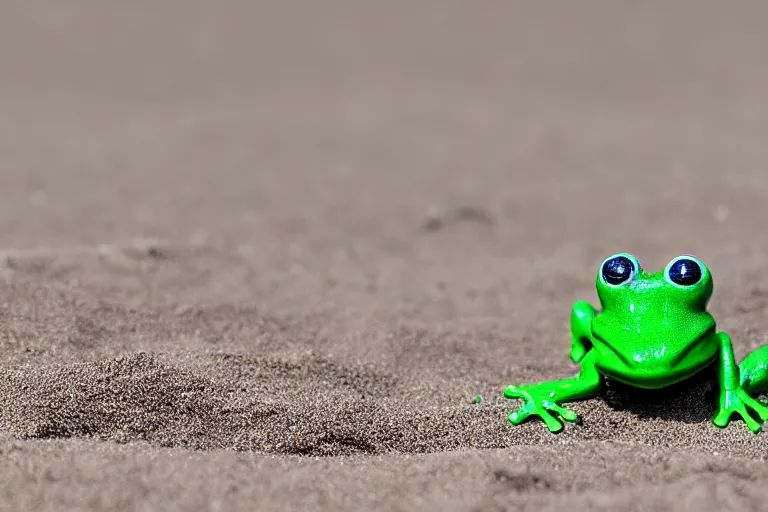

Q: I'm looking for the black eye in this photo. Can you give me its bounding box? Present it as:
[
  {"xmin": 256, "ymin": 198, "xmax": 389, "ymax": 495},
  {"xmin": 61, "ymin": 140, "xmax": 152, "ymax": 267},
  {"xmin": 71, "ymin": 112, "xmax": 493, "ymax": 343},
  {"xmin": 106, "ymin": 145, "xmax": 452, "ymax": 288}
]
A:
[
  {"xmin": 602, "ymin": 256, "xmax": 635, "ymax": 285},
  {"xmin": 668, "ymin": 258, "xmax": 702, "ymax": 286}
]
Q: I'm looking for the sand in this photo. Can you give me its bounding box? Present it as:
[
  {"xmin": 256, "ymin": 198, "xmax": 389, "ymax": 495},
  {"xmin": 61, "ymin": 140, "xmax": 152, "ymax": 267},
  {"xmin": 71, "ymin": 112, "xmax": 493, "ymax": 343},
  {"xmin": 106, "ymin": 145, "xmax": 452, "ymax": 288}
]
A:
[{"xmin": 1, "ymin": 1, "xmax": 768, "ymax": 510}]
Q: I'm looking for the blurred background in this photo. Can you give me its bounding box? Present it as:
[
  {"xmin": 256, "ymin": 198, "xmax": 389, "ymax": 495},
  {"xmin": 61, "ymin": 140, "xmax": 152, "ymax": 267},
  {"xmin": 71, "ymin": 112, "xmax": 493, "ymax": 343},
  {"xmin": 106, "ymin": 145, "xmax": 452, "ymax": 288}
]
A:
[
  {"xmin": 1, "ymin": 0, "xmax": 768, "ymax": 342},
  {"xmin": 4, "ymin": 4, "xmax": 768, "ymax": 509}
]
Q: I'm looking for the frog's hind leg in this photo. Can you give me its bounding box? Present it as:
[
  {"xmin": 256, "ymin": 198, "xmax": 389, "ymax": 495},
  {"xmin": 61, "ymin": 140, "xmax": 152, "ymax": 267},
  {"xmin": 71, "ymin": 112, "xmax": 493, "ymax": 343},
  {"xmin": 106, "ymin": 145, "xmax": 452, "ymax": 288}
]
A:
[{"xmin": 739, "ymin": 345, "xmax": 768, "ymax": 397}]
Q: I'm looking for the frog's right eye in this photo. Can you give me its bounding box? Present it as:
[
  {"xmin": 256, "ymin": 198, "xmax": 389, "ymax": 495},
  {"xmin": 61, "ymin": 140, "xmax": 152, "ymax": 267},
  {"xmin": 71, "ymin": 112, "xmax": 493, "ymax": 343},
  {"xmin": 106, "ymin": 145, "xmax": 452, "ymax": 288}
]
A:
[
  {"xmin": 664, "ymin": 255, "xmax": 707, "ymax": 288},
  {"xmin": 601, "ymin": 254, "xmax": 637, "ymax": 286}
]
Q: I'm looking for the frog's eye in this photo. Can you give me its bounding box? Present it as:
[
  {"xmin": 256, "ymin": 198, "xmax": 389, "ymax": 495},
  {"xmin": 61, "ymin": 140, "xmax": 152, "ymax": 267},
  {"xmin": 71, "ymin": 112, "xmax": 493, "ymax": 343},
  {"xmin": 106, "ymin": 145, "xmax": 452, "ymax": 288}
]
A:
[
  {"xmin": 600, "ymin": 254, "xmax": 638, "ymax": 286},
  {"xmin": 664, "ymin": 256, "xmax": 704, "ymax": 287}
]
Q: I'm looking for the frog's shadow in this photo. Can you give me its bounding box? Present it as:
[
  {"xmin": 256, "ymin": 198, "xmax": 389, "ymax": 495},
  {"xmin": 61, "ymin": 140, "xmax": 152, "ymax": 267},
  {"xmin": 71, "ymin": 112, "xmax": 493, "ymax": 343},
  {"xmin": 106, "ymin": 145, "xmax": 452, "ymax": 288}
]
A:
[{"xmin": 598, "ymin": 364, "xmax": 719, "ymax": 424}]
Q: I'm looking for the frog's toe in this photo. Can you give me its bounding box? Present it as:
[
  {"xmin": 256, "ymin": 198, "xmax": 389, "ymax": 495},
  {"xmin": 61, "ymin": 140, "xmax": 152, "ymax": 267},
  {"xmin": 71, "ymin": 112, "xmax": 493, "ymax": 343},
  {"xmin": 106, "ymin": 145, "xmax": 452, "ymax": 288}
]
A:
[
  {"xmin": 734, "ymin": 391, "xmax": 768, "ymax": 430},
  {"xmin": 744, "ymin": 395, "xmax": 768, "ymax": 423},
  {"xmin": 713, "ymin": 410, "xmax": 729, "ymax": 428},
  {"xmin": 504, "ymin": 385, "xmax": 525, "ymax": 400},
  {"xmin": 743, "ymin": 412, "xmax": 763, "ymax": 433},
  {"xmin": 715, "ymin": 407, "xmax": 762, "ymax": 432},
  {"xmin": 545, "ymin": 401, "xmax": 578, "ymax": 423},
  {"xmin": 508, "ymin": 404, "xmax": 533, "ymax": 425},
  {"xmin": 508, "ymin": 409, "xmax": 528, "ymax": 425},
  {"xmin": 508, "ymin": 404, "xmax": 564, "ymax": 432},
  {"xmin": 539, "ymin": 411, "xmax": 565, "ymax": 433},
  {"xmin": 734, "ymin": 403, "xmax": 762, "ymax": 433}
]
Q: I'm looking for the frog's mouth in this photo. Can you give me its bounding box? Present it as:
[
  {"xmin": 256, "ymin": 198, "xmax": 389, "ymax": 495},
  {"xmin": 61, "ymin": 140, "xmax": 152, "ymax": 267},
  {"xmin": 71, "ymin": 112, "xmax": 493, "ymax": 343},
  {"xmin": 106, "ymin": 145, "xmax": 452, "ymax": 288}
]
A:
[
  {"xmin": 591, "ymin": 332, "xmax": 634, "ymax": 367},
  {"xmin": 590, "ymin": 328, "xmax": 718, "ymax": 389}
]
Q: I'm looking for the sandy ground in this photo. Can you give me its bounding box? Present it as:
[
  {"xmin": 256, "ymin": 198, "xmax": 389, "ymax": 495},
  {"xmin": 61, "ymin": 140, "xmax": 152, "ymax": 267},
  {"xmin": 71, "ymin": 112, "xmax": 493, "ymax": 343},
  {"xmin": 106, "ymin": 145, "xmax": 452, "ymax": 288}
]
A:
[{"xmin": 1, "ymin": 1, "xmax": 768, "ymax": 510}]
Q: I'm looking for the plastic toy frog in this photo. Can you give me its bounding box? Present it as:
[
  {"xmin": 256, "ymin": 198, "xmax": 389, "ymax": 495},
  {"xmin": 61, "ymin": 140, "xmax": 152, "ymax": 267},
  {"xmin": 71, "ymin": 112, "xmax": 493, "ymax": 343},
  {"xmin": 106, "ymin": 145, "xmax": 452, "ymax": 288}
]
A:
[{"xmin": 504, "ymin": 253, "xmax": 768, "ymax": 433}]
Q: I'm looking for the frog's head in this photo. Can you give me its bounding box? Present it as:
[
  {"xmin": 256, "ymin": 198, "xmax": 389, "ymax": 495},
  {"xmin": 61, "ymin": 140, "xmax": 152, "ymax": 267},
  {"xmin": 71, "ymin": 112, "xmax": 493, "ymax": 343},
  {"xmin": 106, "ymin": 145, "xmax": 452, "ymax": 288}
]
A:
[
  {"xmin": 595, "ymin": 252, "xmax": 713, "ymax": 314},
  {"xmin": 590, "ymin": 253, "xmax": 718, "ymax": 388}
]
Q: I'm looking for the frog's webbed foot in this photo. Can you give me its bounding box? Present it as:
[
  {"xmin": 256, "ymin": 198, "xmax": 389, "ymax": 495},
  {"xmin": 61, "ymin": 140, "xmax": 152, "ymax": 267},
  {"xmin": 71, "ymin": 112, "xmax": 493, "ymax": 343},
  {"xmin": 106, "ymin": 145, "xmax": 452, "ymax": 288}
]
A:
[
  {"xmin": 504, "ymin": 385, "xmax": 579, "ymax": 433},
  {"xmin": 713, "ymin": 388, "xmax": 768, "ymax": 433}
]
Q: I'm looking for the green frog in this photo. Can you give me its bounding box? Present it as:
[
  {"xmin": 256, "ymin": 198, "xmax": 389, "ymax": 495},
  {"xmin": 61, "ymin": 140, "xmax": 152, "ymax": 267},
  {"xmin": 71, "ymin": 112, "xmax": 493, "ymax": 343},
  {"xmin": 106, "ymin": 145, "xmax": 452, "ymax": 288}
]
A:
[{"xmin": 504, "ymin": 253, "xmax": 768, "ymax": 433}]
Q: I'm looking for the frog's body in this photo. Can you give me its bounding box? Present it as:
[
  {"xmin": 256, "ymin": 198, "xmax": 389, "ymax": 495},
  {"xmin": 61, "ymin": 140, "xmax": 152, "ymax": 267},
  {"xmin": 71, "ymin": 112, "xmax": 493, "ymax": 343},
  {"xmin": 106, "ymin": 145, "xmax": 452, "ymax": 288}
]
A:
[{"xmin": 505, "ymin": 253, "xmax": 768, "ymax": 433}]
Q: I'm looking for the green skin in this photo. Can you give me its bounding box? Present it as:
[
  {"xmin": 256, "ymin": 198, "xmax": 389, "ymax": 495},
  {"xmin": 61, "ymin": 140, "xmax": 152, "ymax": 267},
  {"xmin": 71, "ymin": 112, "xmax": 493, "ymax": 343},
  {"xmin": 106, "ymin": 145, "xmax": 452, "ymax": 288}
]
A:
[{"xmin": 504, "ymin": 253, "xmax": 768, "ymax": 433}]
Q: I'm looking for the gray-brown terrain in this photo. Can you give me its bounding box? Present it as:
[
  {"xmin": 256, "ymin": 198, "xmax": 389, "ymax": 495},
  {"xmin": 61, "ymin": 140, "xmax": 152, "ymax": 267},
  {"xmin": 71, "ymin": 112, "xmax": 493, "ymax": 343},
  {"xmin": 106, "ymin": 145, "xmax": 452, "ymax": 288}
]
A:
[{"xmin": 1, "ymin": 2, "xmax": 767, "ymax": 510}]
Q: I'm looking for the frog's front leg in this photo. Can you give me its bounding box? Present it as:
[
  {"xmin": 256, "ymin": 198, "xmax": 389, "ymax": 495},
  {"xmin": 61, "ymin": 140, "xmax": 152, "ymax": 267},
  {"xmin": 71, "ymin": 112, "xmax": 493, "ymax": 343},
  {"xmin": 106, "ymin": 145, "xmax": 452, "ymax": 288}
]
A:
[
  {"xmin": 504, "ymin": 352, "xmax": 602, "ymax": 432},
  {"xmin": 505, "ymin": 301, "xmax": 602, "ymax": 433},
  {"xmin": 713, "ymin": 332, "xmax": 768, "ymax": 433},
  {"xmin": 569, "ymin": 300, "xmax": 597, "ymax": 363}
]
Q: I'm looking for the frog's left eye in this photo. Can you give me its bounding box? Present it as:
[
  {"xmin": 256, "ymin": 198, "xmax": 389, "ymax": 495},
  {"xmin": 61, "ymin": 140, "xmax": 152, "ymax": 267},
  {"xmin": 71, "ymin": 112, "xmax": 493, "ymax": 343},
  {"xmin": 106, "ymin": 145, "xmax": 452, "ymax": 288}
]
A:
[
  {"xmin": 664, "ymin": 255, "xmax": 705, "ymax": 287},
  {"xmin": 600, "ymin": 254, "xmax": 638, "ymax": 286}
]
